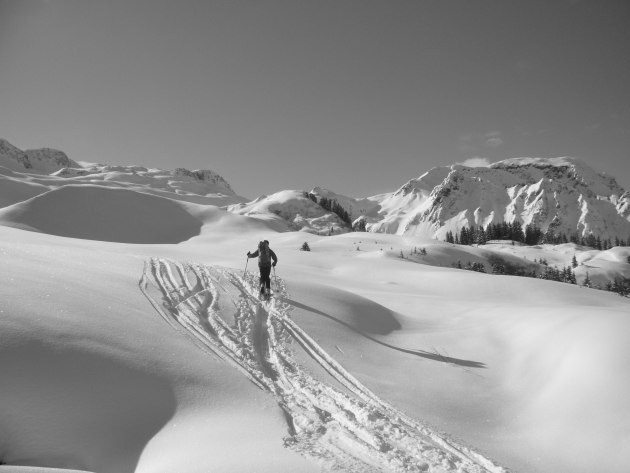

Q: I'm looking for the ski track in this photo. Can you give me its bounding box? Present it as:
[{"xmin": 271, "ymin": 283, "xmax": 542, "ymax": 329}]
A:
[{"xmin": 140, "ymin": 258, "xmax": 509, "ymax": 473}]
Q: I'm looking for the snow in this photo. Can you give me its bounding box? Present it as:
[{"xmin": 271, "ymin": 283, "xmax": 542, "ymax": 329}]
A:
[{"xmin": 1, "ymin": 146, "xmax": 629, "ymax": 473}]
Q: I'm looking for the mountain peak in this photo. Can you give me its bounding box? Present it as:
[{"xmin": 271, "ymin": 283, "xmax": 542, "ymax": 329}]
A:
[
  {"xmin": 372, "ymin": 156, "xmax": 629, "ymax": 239},
  {"xmin": 0, "ymin": 138, "xmax": 79, "ymax": 174}
]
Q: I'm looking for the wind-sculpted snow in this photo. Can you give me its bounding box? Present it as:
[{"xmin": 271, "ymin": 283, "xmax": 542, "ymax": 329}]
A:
[{"xmin": 140, "ymin": 258, "xmax": 508, "ymax": 473}]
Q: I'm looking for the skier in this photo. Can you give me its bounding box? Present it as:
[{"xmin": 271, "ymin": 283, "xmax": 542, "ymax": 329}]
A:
[{"xmin": 247, "ymin": 240, "xmax": 278, "ymax": 299}]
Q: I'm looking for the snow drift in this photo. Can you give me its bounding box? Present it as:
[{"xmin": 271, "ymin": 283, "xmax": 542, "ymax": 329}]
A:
[{"xmin": 0, "ymin": 185, "xmax": 203, "ymax": 244}]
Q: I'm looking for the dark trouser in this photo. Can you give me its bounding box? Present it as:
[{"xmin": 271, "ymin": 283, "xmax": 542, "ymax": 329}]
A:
[{"xmin": 259, "ymin": 265, "xmax": 272, "ymax": 292}]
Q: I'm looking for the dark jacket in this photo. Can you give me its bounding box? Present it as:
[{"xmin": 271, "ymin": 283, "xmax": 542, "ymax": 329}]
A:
[{"xmin": 248, "ymin": 248, "xmax": 278, "ymax": 268}]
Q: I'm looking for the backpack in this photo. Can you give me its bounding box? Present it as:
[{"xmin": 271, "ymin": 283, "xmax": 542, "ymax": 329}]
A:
[{"xmin": 258, "ymin": 240, "xmax": 271, "ymax": 265}]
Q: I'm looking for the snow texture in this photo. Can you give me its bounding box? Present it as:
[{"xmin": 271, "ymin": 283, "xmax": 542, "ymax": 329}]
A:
[{"xmin": 141, "ymin": 258, "xmax": 507, "ymax": 473}]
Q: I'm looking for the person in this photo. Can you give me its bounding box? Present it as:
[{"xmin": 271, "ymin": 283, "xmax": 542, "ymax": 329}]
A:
[{"xmin": 247, "ymin": 240, "xmax": 278, "ymax": 298}]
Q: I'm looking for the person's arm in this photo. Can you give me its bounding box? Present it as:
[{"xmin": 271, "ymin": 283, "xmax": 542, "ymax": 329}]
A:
[
  {"xmin": 270, "ymin": 249, "xmax": 278, "ymax": 266},
  {"xmin": 247, "ymin": 249, "xmax": 259, "ymax": 258}
]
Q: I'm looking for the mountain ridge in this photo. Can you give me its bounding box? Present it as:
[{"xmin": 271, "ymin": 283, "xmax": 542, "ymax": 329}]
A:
[
  {"xmin": 0, "ymin": 138, "xmax": 246, "ymax": 207},
  {"xmin": 2, "ymin": 138, "xmax": 628, "ymax": 241}
]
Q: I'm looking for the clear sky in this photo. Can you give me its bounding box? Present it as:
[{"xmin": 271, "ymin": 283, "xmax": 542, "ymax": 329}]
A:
[{"xmin": 1, "ymin": 0, "xmax": 629, "ymax": 198}]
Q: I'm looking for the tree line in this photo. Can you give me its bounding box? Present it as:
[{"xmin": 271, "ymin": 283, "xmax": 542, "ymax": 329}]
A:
[
  {"xmin": 304, "ymin": 192, "xmax": 353, "ymax": 226},
  {"xmin": 452, "ymin": 255, "xmax": 629, "ymax": 296},
  {"xmin": 444, "ymin": 221, "xmax": 630, "ymax": 250}
]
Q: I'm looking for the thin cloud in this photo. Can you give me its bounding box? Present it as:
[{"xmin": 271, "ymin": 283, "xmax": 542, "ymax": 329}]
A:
[
  {"xmin": 458, "ymin": 131, "xmax": 504, "ymax": 153},
  {"xmin": 484, "ymin": 131, "xmax": 504, "ymax": 148},
  {"xmin": 485, "ymin": 137, "xmax": 504, "ymax": 148}
]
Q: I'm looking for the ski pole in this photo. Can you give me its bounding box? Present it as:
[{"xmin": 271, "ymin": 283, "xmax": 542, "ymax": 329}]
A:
[
  {"xmin": 244, "ymin": 256, "xmax": 249, "ymax": 277},
  {"xmin": 273, "ymin": 266, "xmax": 278, "ymax": 293}
]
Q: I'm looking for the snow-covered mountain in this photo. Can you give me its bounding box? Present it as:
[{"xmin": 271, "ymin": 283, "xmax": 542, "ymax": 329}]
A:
[
  {"xmin": 227, "ymin": 189, "xmax": 350, "ymax": 234},
  {"xmin": 0, "ymin": 138, "xmax": 246, "ymax": 208},
  {"xmin": 0, "ymin": 138, "xmax": 80, "ymax": 174},
  {"xmin": 270, "ymin": 157, "xmax": 630, "ymax": 241},
  {"xmin": 406, "ymin": 157, "xmax": 630, "ymax": 241},
  {"xmin": 272, "ymin": 158, "xmax": 630, "ymax": 239},
  {"xmin": 2, "ymin": 138, "xmax": 629, "ymax": 241}
]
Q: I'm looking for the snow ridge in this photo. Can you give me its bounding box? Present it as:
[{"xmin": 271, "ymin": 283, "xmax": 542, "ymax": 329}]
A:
[{"xmin": 140, "ymin": 258, "xmax": 508, "ymax": 473}]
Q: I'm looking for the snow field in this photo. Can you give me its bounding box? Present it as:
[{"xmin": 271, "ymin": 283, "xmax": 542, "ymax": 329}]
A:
[
  {"xmin": 141, "ymin": 257, "xmax": 508, "ymax": 472},
  {"xmin": 1, "ymin": 217, "xmax": 629, "ymax": 473}
]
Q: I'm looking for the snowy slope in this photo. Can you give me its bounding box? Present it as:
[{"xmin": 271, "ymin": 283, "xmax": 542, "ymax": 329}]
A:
[
  {"xmin": 1, "ymin": 225, "xmax": 628, "ymax": 473},
  {"xmin": 227, "ymin": 189, "xmax": 350, "ymax": 234}
]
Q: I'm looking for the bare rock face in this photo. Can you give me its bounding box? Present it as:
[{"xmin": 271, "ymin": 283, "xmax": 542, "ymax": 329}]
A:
[{"xmin": 0, "ymin": 139, "xmax": 32, "ymax": 171}]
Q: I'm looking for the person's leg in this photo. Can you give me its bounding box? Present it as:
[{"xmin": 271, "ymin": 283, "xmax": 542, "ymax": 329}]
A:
[{"xmin": 260, "ymin": 266, "xmax": 271, "ymax": 293}]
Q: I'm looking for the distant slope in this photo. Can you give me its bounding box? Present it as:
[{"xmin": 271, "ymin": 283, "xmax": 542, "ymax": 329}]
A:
[
  {"xmin": 227, "ymin": 190, "xmax": 350, "ymax": 234},
  {"xmin": 0, "ymin": 185, "xmax": 204, "ymax": 244},
  {"xmin": 0, "ymin": 138, "xmax": 248, "ymax": 208}
]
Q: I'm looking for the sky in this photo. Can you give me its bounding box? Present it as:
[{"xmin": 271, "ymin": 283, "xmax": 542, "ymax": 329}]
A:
[{"xmin": 1, "ymin": 0, "xmax": 629, "ymax": 199}]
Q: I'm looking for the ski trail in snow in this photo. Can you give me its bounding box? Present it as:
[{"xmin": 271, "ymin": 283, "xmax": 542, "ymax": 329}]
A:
[{"xmin": 140, "ymin": 258, "xmax": 509, "ymax": 473}]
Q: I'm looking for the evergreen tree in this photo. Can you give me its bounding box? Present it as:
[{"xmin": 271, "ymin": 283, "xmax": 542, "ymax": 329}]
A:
[
  {"xmin": 352, "ymin": 218, "xmax": 367, "ymax": 232},
  {"xmin": 571, "ymin": 254, "xmax": 578, "ymax": 268},
  {"xmin": 300, "ymin": 242, "xmax": 311, "ymax": 251},
  {"xmin": 525, "ymin": 224, "xmax": 543, "ymax": 245},
  {"xmin": 476, "ymin": 226, "xmax": 487, "ymax": 245},
  {"xmin": 583, "ymin": 272, "xmax": 591, "ymax": 288},
  {"xmin": 304, "ymin": 192, "xmax": 318, "ymax": 203},
  {"xmin": 510, "ymin": 220, "xmax": 524, "ymax": 242},
  {"xmin": 460, "ymin": 227, "xmax": 469, "ymax": 245}
]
